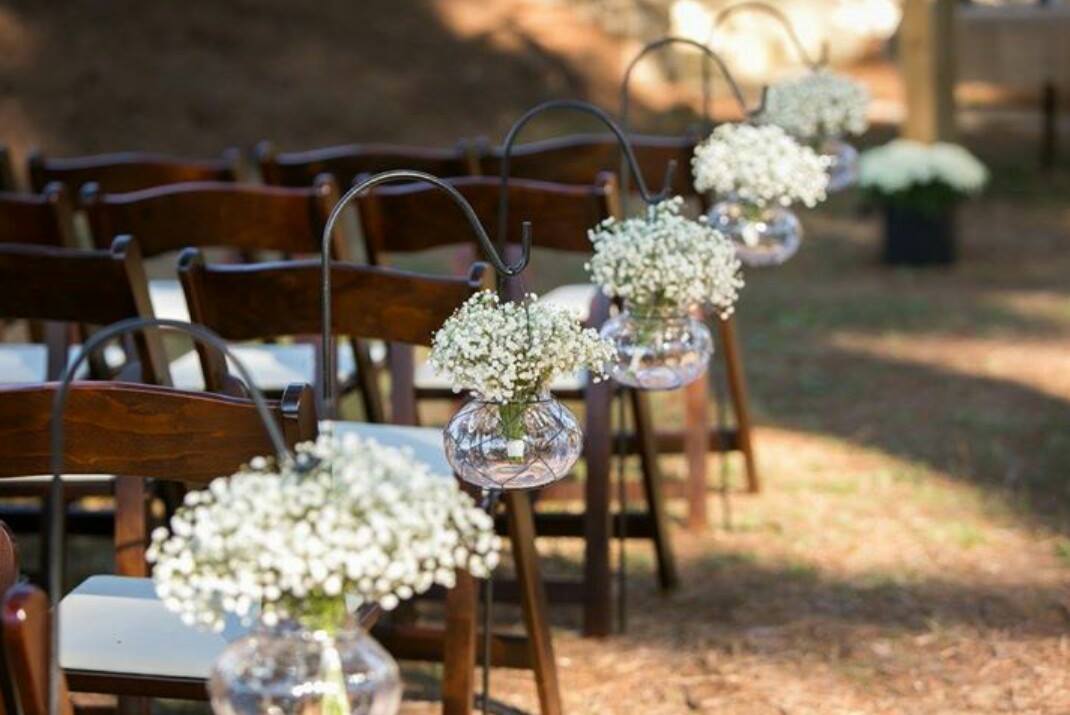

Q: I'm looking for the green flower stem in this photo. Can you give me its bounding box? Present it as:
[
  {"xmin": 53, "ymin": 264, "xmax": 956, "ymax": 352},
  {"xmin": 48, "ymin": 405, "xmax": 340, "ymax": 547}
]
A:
[
  {"xmin": 500, "ymin": 401, "xmax": 529, "ymax": 463},
  {"xmin": 292, "ymin": 596, "xmax": 351, "ymax": 715}
]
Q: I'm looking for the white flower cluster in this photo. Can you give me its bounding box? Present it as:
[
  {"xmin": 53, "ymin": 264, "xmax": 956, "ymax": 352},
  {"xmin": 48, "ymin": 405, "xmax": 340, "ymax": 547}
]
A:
[
  {"xmin": 148, "ymin": 432, "xmax": 500, "ymax": 632},
  {"xmin": 692, "ymin": 123, "xmax": 831, "ymax": 208},
  {"xmin": 429, "ymin": 291, "xmax": 616, "ymax": 403},
  {"xmin": 858, "ymin": 139, "xmax": 988, "ymax": 195},
  {"xmin": 760, "ymin": 70, "xmax": 870, "ymax": 140},
  {"xmin": 586, "ymin": 197, "xmax": 744, "ymax": 318}
]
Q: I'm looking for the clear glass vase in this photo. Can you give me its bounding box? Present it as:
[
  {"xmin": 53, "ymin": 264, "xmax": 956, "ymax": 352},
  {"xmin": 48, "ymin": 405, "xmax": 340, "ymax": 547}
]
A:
[
  {"xmin": 210, "ymin": 618, "xmax": 401, "ymax": 715},
  {"xmin": 444, "ymin": 393, "xmax": 582, "ymax": 490},
  {"xmin": 818, "ymin": 135, "xmax": 859, "ymax": 192},
  {"xmin": 600, "ymin": 305, "xmax": 712, "ymax": 390},
  {"xmin": 707, "ymin": 196, "xmax": 802, "ymax": 267}
]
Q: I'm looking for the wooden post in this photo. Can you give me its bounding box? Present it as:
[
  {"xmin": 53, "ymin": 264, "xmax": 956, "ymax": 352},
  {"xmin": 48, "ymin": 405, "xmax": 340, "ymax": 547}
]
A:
[{"xmin": 900, "ymin": 0, "xmax": 957, "ymax": 142}]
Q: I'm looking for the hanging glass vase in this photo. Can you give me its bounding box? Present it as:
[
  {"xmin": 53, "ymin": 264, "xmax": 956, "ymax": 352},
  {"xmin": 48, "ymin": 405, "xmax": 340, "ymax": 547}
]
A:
[
  {"xmin": 707, "ymin": 195, "xmax": 802, "ymax": 267},
  {"xmin": 817, "ymin": 135, "xmax": 859, "ymax": 192},
  {"xmin": 600, "ymin": 304, "xmax": 712, "ymax": 390},
  {"xmin": 210, "ymin": 607, "xmax": 401, "ymax": 715},
  {"xmin": 444, "ymin": 392, "xmax": 582, "ymax": 490}
]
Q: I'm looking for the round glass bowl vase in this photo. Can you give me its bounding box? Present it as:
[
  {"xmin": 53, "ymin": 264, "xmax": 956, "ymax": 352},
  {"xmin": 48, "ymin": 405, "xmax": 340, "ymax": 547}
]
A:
[
  {"xmin": 210, "ymin": 619, "xmax": 401, "ymax": 715},
  {"xmin": 707, "ymin": 197, "xmax": 802, "ymax": 267},
  {"xmin": 818, "ymin": 135, "xmax": 859, "ymax": 192},
  {"xmin": 599, "ymin": 306, "xmax": 713, "ymax": 390},
  {"xmin": 444, "ymin": 393, "xmax": 582, "ymax": 490}
]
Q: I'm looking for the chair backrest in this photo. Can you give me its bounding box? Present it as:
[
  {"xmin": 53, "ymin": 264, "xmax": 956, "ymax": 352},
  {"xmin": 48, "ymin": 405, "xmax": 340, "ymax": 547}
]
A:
[
  {"xmin": 356, "ymin": 174, "xmax": 618, "ymax": 268},
  {"xmin": 257, "ymin": 141, "xmax": 478, "ymax": 188},
  {"xmin": 0, "ymin": 184, "xmax": 77, "ymax": 248},
  {"xmin": 478, "ymin": 132, "xmax": 699, "ymax": 201},
  {"xmin": 2, "ymin": 583, "xmax": 73, "ymax": 715},
  {"xmin": 0, "ymin": 236, "xmax": 169, "ymax": 384},
  {"xmin": 178, "ymin": 250, "xmax": 485, "ymax": 419},
  {"xmin": 80, "ymin": 177, "xmax": 344, "ymax": 258},
  {"xmin": 27, "ymin": 149, "xmax": 241, "ymax": 195},
  {"xmin": 0, "ymin": 381, "xmax": 317, "ymax": 483},
  {"xmin": 0, "ymin": 147, "xmax": 18, "ymax": 192}
]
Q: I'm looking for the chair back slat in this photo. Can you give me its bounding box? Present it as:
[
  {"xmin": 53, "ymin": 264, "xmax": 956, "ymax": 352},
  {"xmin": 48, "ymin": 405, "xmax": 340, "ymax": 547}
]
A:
[
  {"xmin": 1, "ymin": 584, "xmax": 74, "ymax": 715},
  {"xmin": 0, "ymin": 184, "xmax": 76, "ymax": 247},
  {"xmin": 0, "ymin": 381, "xmax": 316, "ymax": 483},
  {"xmin": 81, "ymin": 178, "xmax": 342, "ymax": 258},
  {"xmin": 179, "ymin": 251, "xmax": 485, "ymax": 348},
  {"xmin": 358, "ymin": 175, "xmax": 615, "ymax": 264},
  {"xmin": 258, "ymin": 141, "xmax": 475, "ymax": 188},
  {"xmin": 0, "ymin": 236, "xmax": 168, "ymax": 385},
  {"xmin": 28, "ymin": 149, "xmax": 240, "ymax": 195},
  {"xmin": 479, "ymin": 132, "xmax": 698, "ymax": 199},
  {"xmin": 0, "ymin": 147, "xmax": 18, "ymax": 192}
]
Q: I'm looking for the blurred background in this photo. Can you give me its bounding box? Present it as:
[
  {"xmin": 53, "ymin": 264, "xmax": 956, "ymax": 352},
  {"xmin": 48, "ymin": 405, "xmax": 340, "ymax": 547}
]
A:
[{"xmin": 3, "ymin": 0, "xmax": 1068, "ymax": 712}]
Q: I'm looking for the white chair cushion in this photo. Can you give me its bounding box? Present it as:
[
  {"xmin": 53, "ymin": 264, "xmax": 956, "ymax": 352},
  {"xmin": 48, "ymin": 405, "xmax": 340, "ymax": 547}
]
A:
[
  {"xmin": 60, "ymin": 576, "xmax": 247, "ymax": 679},
  {"xmin": 170, "ymin": 342, "xmax": 358, "ymax": 392},
  {"xmin": 1, "ymin": 474, "xmax": 113, "ymax": 486},
  {"xmin": 413, "ymin": 359, "xmax": 586, "ymax": 393},
  {"xmin": 539, "ymin": 283, "xmax": 600, "ymax": 323},
  {"xmin": 148, "ymin": 279, "xmax": 190, "ymax": 323},
  {"xmin": 332, "ymin": 420, "xmax": 452, "ymax": 476},
  {"xmin": 0, "ymin": 343, "xmax": 127, "ymax": 384}
]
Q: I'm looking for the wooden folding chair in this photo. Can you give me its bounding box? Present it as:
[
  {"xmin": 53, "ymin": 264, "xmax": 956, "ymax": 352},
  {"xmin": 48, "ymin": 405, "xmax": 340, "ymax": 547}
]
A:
[
  {"xmin": 480, "ymin": 132, "xmax": 761, "ymax": 508},
  {"xmin": 178, "ymin": 251, "xmax": 561, "ymax": 714},
  {"xmin": 0, "ymin": 184, "xmax": 77, "ymax": 249},
  {"xmin": 0, "ymin": 147, "xmax": 19, "ymax": 193},
  {"xmin": 27, "ymin": 149, "xmax": 241, "ymax": 195},
  {"xmin": 78, "ymin": 178, "xmax": 381, "ymax": 417},
  {"xmin": 353, "ymin": 174, "xmax": 677, "ymax": 637}
]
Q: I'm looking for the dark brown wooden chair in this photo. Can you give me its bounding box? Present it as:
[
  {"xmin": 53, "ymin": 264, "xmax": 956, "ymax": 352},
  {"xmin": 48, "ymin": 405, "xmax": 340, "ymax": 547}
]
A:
[
  {"xmin": 354, "ymin": 174, "xmax": 677, "ymax": 638},
  {"xmin": 27, "ymin": 149, "xmax": 241, "ymax": 195},
  {"xmin": 479, "ymin": 132, "xmax": 762, "ymax": 506},
  {"xmin": 0, "ymin": 381, "xmax": 316, "ymax": 710},
  {"xmin": 256, "ymin": 140, "xmax": 478, "ymax": 188},
  {"xmin": 0, "ymin": 184, "xmax": 77, "ymax": 249},
  {"xmin": 177, "ymin": 253, "xmax": 561, "ymax": 714},
  {"xmin": 0, "ymin": 147, "xmax": 19, "ymax": 193}
]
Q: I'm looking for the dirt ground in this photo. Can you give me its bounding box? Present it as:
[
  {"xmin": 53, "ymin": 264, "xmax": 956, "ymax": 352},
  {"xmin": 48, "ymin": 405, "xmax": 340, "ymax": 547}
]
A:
[{"xmin": 3, "ymin": 1, "xmax": 1069, "ymax": 713}]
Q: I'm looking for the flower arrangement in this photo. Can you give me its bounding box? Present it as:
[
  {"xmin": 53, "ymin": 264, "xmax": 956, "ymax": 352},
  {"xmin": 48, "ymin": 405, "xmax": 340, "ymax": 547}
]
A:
[
  {"xmin": 429, "ymin": 290, "xmax": 615, "ymax": 404},
  {"xmin": 858, "ymin": 139, "xmax": 988, "ymax": 215},
  {"xmin": 148, "ymin": 432, "xmax": 500, "ymax": 633},
  {"xmin": 759, "ymin": 70, "xmax": 870, "ymax": 142},
  {"xmin": 692, "ymin": 123, "xmax": 831, "ymax": 208},
  {"xmin": 586, "ymin": 197, "xmax": 743, "ymax": 319}
]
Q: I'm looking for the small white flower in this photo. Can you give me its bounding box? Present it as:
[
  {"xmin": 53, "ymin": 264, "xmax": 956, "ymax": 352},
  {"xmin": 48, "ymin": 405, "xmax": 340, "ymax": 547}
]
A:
[
  {"xmin": 858, "ymin": 139, "xmax": 988, "ymax": 196},
  {"xmin": 759, "ymin": 70, "xmax": 870, "ymax": 141}
]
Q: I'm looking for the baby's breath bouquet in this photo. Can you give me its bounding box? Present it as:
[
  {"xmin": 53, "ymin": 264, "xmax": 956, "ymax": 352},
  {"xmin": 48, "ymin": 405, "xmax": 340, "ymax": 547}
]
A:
[
  {"xmin": 586, "ymin": 197, "xmax": 743, "ymax": 319},
  {"xmin": 760, "ymin": 70, "xmax": 870, "ymax": 142},
  {"xmin": 149, "ymin": 432, "xmax": 500, "ymax": 633},
  {"xmin": 692, "ymin": 123, "xmax": 831, "ymax": 210},
  {"xmin": 859, "ymin": 139, "xmax": 987, "ymax": 215}
]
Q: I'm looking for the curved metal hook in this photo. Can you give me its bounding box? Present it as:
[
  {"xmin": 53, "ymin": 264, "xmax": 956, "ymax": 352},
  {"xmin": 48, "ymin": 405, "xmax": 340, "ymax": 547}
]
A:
[
  {"xmin": 497, "ymin": 99, "xmax": 676, "ymax": 247},
  {"xmin": 709, "ymin": 1, "xmax": 828, "ymax": 72},
  {"xmin": 619, "ymin": 35, "xmax": 765, "ymax": 129},
  {"xmin": 320, "ymin": 170, "xmax": 530, "ymax": 415},
  {"xmin": 47, "ymin": 317, "xmax": 299, "ymax": 715}
]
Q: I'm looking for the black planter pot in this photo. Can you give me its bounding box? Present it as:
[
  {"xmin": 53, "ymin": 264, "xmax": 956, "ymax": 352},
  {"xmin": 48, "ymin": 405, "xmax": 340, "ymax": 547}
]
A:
[{"xmin": 881, "ymin": 205, "xmax": 956, "ymax": 266}]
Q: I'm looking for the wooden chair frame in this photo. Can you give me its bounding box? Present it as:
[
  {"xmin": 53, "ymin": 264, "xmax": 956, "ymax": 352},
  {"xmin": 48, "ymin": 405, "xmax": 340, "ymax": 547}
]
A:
[{"xmin": 27, "ymin": 149, "xmax": 241, "ymax": 195}]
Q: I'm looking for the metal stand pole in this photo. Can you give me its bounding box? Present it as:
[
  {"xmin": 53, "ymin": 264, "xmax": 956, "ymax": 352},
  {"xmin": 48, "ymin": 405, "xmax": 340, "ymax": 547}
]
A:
[{"xmin": 480, "ymin": 488, "xmax": 502, "ymax": 715}]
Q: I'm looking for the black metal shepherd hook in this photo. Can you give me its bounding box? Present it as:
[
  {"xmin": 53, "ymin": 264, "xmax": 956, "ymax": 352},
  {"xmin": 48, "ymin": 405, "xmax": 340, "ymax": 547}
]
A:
[
  {"xmin": 495, "ymin": 98, "xmax": 678, "ymax": 246},
  {"xmin": 318, "ymin": 169, "xmax": 533, "ymax": 417},
  {"xmin": 709, "ymin": 1, "xmax": 829, "ymax": 72},
  {"xmin": 46, "ymin": 317, "xmax": 301, "ymax": 715}
]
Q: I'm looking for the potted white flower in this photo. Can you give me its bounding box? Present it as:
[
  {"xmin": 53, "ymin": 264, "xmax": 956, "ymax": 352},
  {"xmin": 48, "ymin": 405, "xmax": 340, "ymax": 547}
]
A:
[
  {"xmin": 430, "ymin": 290, "xmax": 615, "ymax": 490},
  {"xmin": 586, "ymin": 197, "xmax": 743, "ymax": 390},
  {"xmin": 148, "ymin": 432, "xmax": 501, "ymax": 715},
  {"xmin": 759, "ymin": 69, "xmax": 871, "ymax": 191},
  {"xmin": 692, "ymin": 123, "xmax": 831, "ymax": 267},
  {"xmin": 858, "ymin": 139, "xmax": 988, "ymax": 265}
]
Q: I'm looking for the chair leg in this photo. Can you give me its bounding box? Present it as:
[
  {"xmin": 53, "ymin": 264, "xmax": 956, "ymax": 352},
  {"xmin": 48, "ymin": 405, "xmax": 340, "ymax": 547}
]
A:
[
  {"xmin": 114, "ymin": 477, "xmax": 147, "ymax": 577},
  {"xmin": 684, "ymin": 370, "xmax": 710, "ymax": 532},
  {"xmin": 505, "ymin": 492, "xmax": 562, "ymax": 715},
  {"xmin": 582, "ymin": 378, "xmax": 613, "ymax": 637},
  {"xmin": 628, "ymin": 389, "xmax": 678, "ymax": 590},
  {"xmin": 717, "ymin": 317, "xmax": 760, "ymax": 493},
  {"xmin": 442, "ymin": 568, "xmax": 477, "ymax": 715}
]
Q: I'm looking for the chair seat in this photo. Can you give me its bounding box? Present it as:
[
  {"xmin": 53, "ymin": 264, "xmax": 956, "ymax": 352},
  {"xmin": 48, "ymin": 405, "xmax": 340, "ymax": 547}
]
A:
[
  {"xmin": 539, "ymin": 283, "xmax": 600, "ymax": 324},
  {"xmin": 0, "ymin": 344, "xmax": 127, "ymax": 384},
  {"xmin": 148, "ymin": 279, "xmax": 190, "ymax": 322},
  {"xmin": 170, "ymin": 341, "xmax": 360, "ymax": 392},
  {"xmin": 60, "ymin": 575, "xmax": 247, "ymax": 680},
  {"xmin": 332, "ymin": 420, "xmax": 452, "ymax": 476}
]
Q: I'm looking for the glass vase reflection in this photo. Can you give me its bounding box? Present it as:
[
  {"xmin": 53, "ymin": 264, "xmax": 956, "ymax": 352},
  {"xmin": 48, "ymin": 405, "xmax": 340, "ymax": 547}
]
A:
[
  {"xmin": 707, "ymin": 197, "xmax": 802, "ymax": 267},
  {"xmin": 600, "ymin": 306, "xmax": 712, "ymax": 390},
  {"xmin": 818, "ymin": 135, "xmax": 859, "ymax": 192},
  {"xmin": 210, "ymin": 619, "xmax": 401, "ymax": 715},
  {"xmin": 444, "ymin": 393, "xmax": 582, "ymax": 490}
]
